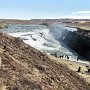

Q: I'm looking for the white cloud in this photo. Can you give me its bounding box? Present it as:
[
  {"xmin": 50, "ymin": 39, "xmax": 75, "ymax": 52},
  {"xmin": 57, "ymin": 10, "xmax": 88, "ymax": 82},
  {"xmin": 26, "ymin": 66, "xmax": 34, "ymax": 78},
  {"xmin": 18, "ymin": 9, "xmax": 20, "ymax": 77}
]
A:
[{"xmin": 72, "ymin": 11, "xmax": 90, "ymax": 14}]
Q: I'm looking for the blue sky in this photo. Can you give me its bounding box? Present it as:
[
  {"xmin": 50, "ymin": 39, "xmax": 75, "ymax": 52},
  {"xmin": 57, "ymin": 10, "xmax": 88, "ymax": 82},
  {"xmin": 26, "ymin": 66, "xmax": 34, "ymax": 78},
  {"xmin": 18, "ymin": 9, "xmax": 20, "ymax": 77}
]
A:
[{"xmin": 0, "ymin": 0, "xmax": 90, "ymax": 19}]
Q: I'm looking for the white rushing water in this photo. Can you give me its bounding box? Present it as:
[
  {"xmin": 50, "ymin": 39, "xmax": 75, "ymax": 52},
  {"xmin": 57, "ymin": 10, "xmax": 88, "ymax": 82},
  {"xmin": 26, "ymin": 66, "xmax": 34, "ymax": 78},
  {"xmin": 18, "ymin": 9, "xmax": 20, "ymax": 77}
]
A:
[{"xmin": 1, "ymin": 24, "xmax": 89, "ymax": 64}]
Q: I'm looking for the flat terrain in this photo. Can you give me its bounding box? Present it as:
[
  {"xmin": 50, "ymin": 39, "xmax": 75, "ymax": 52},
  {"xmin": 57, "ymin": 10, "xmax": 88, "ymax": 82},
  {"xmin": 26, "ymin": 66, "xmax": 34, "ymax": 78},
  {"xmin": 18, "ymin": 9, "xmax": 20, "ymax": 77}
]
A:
[
  {"xmin": 62, "ymin": 22, "xmax": 90, "ymax": 30},
  {"xmin": 1, "ymin": 19, "xmax": 90, "ymax": 30}
]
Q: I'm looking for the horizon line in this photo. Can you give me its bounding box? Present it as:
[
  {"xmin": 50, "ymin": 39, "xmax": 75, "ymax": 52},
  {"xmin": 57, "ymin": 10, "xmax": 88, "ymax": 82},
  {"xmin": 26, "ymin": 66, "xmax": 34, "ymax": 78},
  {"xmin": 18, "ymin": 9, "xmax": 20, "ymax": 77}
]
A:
[{"xmin": 1, "ymin": 16, "xmax": 90, "ymax": 20}]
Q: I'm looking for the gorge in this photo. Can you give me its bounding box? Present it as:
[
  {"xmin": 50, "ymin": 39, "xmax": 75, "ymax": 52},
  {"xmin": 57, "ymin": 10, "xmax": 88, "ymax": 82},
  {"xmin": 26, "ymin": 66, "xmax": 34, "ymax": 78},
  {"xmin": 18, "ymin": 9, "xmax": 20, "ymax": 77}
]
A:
[
  {"xmin": 1, "ymin": 24, "xmax": 90, "ymax": 61},
  {"xmin": 59, "ymin": 27, "xmax": 90, "ymax": 60}
]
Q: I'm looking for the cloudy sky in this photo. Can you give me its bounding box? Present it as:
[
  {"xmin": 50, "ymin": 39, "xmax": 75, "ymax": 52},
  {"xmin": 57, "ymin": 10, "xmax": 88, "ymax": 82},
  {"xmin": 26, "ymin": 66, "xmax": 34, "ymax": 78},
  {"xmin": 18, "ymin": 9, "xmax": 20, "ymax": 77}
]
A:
[{"xmin": 0, "ymin": 0, "xmax": 90, "ymax": 19}]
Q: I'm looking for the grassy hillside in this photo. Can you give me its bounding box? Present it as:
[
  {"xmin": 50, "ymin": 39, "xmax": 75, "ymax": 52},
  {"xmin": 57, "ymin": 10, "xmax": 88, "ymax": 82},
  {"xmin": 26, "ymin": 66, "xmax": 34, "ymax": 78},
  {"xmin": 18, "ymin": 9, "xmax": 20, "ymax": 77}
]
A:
[{"xmin": 0, "ymin": 33, "xmax": 90, "ymax": 90}]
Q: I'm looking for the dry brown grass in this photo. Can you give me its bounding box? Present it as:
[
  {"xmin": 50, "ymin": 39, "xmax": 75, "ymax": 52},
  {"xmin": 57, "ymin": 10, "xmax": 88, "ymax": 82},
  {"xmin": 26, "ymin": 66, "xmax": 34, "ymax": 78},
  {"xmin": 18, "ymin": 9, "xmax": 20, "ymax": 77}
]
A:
[
  {"xmin": 0, "ymin": 22, "xmax": 8, "ymax": 29},
  {"xmin": 0, "ymin": 32, "xmax": 90, "ymax": 90},
  {"xmin": 48, "ymin": 54, "xmax": 90, "ymax": 83}
]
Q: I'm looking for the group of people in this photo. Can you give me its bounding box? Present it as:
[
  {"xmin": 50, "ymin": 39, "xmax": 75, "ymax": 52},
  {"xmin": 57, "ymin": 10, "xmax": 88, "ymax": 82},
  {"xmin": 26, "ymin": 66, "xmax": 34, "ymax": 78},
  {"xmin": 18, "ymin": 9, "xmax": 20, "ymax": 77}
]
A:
[
  {"xmin": 59, "ymin": 55, "xmax": 69, "ymax": 59},
  {"xmin": 51, "ymin": 53, "xmax": 70, "ymax": 60},
  {"xmin": 51, "ymin": 53, "xmax": 81, "ymax": 61}
]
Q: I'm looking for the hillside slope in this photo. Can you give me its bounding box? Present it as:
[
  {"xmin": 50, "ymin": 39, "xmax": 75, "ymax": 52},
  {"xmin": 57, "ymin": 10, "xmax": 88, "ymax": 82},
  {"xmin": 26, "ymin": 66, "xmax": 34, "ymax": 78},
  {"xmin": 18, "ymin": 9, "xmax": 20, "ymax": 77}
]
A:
[{"xmin": 0, "ymin": 32, "xmax": 90, "ymax": 90}]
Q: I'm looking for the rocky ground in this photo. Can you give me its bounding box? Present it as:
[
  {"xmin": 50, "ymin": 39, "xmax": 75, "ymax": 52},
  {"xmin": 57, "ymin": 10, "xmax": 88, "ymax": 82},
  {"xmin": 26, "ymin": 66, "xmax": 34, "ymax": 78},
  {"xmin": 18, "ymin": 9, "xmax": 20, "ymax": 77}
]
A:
[
  {"xmin": 0, "ymin": 22, "xmax": 8, "ymax": 29},
  {"xmin": 48, "ymin": 54, "xmax": 90, "ymax": 83},
  {"xmin": 0, "ymin": 32, "xmax": 90, "ymax": 90}
]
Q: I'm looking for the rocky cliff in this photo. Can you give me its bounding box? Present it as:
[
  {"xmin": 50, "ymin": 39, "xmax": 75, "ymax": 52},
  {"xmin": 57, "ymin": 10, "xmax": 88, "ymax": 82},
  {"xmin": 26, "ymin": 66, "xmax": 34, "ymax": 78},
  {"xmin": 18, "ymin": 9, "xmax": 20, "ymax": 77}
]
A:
[
  {"xmin": 0, "ymin": 32, "xmax": 90, "ymax": 90},
  {"xmin": 60, "ymin": 27, "xmax": 90, "ymax": 60}
]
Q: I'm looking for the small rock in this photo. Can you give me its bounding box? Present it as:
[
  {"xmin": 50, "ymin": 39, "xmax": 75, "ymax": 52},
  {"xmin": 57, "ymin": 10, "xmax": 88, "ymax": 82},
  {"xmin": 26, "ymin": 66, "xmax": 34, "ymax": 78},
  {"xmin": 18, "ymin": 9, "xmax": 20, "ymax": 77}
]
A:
[{"xmin": 0, "ymin": 57, "xmax": 2, "ymax": 67}]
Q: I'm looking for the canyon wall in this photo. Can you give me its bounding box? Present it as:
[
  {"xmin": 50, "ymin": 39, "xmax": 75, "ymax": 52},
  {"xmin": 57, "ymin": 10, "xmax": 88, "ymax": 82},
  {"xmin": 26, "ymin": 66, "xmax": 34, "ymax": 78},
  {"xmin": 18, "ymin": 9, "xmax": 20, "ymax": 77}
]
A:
[{"xmin": 60, "ymin": 28, "xmax": 90, "ymax": 60}]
